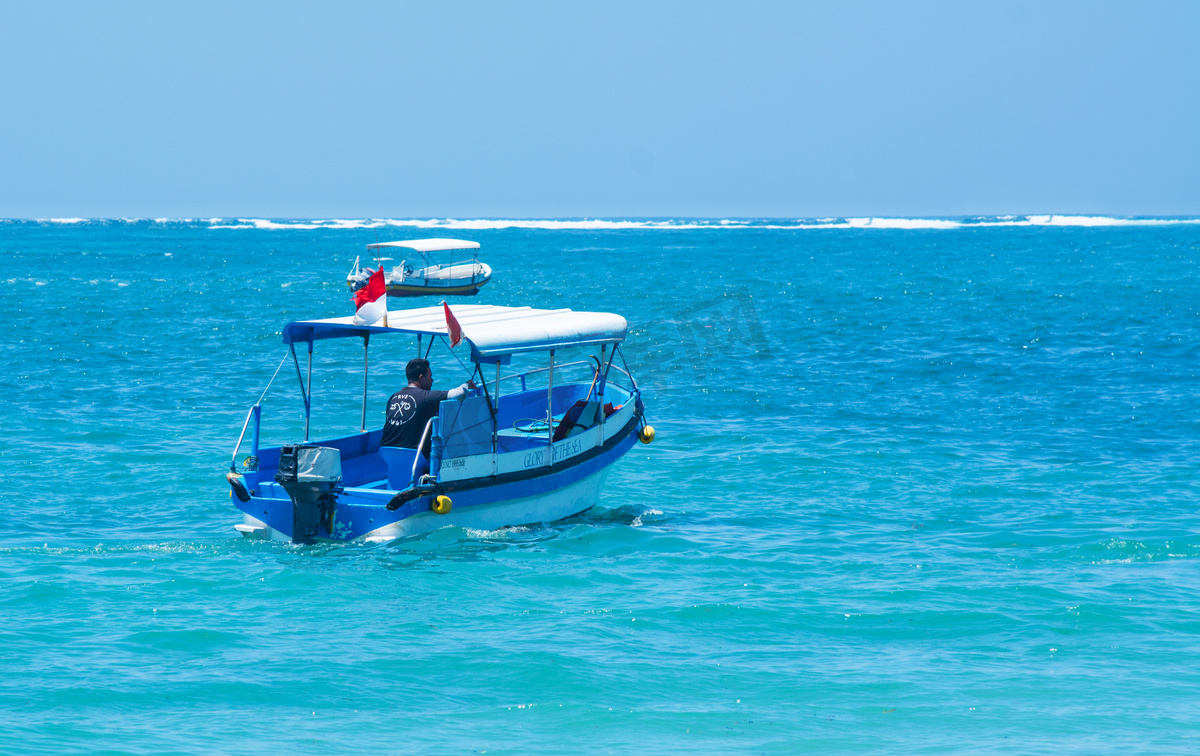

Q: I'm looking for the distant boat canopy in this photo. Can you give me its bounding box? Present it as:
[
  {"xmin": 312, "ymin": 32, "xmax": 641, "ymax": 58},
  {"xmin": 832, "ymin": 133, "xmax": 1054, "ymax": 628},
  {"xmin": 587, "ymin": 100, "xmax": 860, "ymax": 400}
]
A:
[{"xmin": 366, "ymin": 238, "xmax": 480, "ymax": 254}]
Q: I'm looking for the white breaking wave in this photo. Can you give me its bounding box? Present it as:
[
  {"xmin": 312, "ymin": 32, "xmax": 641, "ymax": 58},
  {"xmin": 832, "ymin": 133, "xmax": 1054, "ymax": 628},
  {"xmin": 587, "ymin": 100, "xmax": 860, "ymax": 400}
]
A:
[
  {"xmin": 384, "ymin": 218, "xmax": 718, "ymax": 230},
  {"xmin": 204, "ymin": 217, "xmax": 729, "ymax": 231},
  {"xmin": 782, "ymin": 215, "xmax": 1200, "ymax": 230},
  {"xmin": 14, "ymin": 215, "xmax": 1200, "ymax": 230},
  {"xmin": 206, "ymin": 218, "xmax": 388, "ymax": 230},
  {"xmin": 844, "ymin": 217, "xmax": 963, "ymax": 230},
  {"xmin": 202, "ymin": 216, "xmax": 1200, "ymax": 231},
  {"xmin": 1022, "ymin": 215, "xmax": 1196, "ymax": 227}
]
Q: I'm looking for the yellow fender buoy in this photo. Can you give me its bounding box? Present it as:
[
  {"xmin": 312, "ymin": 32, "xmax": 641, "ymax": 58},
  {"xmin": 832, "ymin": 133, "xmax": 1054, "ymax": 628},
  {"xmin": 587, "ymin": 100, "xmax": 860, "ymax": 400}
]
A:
[
  {"xmin": 638, "ymin": 425, "xmax": 656, "ymax": 444},
  {"xmin": 433, "ymin": 495, "xmax": 453, "ymax": 515}
]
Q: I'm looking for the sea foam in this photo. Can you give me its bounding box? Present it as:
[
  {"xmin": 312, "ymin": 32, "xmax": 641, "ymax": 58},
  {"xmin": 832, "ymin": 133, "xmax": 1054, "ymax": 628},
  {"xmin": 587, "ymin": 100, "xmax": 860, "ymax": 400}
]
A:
[
  {"xmin": 13, "ymin": 215, "xmax": 1200, "ymax": 231},
  {"xmin": 198, "ymin": 215, "xmax": 1200, "ymax": 232}
]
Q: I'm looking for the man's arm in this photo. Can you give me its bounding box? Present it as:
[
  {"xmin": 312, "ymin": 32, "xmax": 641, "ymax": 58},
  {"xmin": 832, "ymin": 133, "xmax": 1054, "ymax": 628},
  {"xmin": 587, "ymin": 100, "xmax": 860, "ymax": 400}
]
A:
[{"xmin": 445, "ymin": 379, "xmax": 477, "ymax": 400}]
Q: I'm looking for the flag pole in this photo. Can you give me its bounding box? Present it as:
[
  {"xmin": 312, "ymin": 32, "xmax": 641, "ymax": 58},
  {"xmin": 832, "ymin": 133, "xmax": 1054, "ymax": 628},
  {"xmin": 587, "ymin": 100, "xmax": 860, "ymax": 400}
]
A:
[{"xmin": 381, "ymin": 265, "xmax": 389, "ymax": 328}]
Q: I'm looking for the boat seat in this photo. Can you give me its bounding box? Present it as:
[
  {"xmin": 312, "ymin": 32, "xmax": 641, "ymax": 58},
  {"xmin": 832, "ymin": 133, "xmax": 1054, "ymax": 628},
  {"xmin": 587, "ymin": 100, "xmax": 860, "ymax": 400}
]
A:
[
  {"xmin": 495, "ymin": 428, "xmax": 555, "ymax": 453},
  {"xmin": 378, "ymin": 446, "xmax": 420, "ymax": 490}
]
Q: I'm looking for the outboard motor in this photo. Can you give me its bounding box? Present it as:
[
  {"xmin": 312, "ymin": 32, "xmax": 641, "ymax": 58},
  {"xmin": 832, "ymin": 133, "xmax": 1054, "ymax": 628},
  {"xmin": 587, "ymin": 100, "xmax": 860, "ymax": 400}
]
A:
[{"xmin": 275, "ymin": 445, "xmax": 342, "ymax": 544}]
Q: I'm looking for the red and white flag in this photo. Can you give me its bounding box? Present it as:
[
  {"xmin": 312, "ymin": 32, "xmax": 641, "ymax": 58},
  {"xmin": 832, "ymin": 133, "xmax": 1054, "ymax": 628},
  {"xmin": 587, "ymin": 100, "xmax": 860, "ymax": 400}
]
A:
[
  {"xmin": 443, "ymin": 301, "xmax": 462, "ymax": 347},
  {"xmin": 353, "ymin": 267, "xmax": 388, "ymax": 326}
]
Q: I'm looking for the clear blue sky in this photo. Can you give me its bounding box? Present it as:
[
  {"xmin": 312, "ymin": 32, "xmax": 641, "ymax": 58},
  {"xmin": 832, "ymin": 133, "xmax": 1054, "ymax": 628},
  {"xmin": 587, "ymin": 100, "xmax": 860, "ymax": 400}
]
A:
[{"xmin": 2, "ymin": 1, "xmax": 1197, "ymax": 218}]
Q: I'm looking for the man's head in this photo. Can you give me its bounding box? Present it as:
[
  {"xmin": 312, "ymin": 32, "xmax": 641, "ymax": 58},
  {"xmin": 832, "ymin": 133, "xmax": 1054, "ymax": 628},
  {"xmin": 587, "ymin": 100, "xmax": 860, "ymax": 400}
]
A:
[{"xmin": 406, "ymin": 358, "xmax": 433, "ymax": 389}]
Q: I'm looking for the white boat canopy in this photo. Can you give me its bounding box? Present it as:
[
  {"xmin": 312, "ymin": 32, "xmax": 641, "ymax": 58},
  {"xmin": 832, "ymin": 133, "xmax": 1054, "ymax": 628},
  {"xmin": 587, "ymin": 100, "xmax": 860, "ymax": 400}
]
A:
[
  {"xmin": 282, "ymin": 304, "xmax": 628, "ymax": 359},
  {"xmin": 365, "ymin": 238, "xmax": 481, "ymax": 253}
]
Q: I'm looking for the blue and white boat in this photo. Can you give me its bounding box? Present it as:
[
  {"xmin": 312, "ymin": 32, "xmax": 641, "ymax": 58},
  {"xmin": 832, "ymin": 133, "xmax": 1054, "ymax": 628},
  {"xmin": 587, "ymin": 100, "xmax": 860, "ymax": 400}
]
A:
[
  {"xmin": 226, "ymin": 304, "xmax": 654, "ymax": 543},
  {"xmin": 346, "ymin": 238, "xmax": 492, "ymax": 297}
]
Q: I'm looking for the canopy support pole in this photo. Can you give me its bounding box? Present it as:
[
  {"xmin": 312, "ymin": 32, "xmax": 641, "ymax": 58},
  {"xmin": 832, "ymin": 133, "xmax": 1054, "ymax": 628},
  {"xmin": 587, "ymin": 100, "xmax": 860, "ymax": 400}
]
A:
[
  {"xmin": 602, "ymin": 346, "xmax": 618, "ymax": 384},
  {"xmin": 494, "ymin": 361, "xmax": 501, "ymax": 459},
  {"xmin": 546, "ymin": 350, "xmax": 555, "ymax": 466},
  {"xmin": 598, "ymin": 344, "xmax": 606, "ymax": 433},
  {"xmin": 360, "ymin": 333, "xmax": 370, "ymax": 432},
  {"xmin": 304, "ymin": 340, "xmax": 313, "ymax": 442},
  {"xmin": 251, "ymin": 404, "xmax": 261, "ymax": 458},
  {"xmin": 290, "ymin": 344, "xmax": 310, "ymax": 431},
  {"xmin": 615, "ymin": 344, "xmax": 639, "ymax": 392}
]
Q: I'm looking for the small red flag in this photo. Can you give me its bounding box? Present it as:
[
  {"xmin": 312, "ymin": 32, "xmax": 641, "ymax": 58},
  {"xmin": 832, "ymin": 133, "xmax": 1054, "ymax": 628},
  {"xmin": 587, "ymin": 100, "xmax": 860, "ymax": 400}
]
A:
[{"xmin": 443, "ymin": 301, "xmax": 462, "ymax": 347}]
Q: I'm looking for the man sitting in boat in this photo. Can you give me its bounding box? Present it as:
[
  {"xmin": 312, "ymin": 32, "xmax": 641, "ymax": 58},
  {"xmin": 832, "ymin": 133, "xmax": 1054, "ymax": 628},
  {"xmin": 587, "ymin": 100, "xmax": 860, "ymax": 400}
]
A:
[{"xmin": 381, "ymin": 359, "xmax": 476, "ymax": 458}]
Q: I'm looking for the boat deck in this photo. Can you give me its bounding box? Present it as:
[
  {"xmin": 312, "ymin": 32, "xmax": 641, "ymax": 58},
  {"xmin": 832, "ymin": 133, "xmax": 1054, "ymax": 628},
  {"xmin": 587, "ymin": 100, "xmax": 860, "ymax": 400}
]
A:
[{"xmin": 245, "ymin": 381, "xmax": 629, "ymax": 500}]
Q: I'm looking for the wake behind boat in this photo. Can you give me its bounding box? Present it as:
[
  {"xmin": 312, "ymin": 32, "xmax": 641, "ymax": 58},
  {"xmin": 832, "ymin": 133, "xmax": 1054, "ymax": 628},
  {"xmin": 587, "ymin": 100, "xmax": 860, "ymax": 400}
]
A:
[
  {"xmin": 226, "ymin": 303, "xmax": 654, "ymax": 543},
  {"xmin": 347, "ymin": 238, "xmax": 492, "ymax": 297}
]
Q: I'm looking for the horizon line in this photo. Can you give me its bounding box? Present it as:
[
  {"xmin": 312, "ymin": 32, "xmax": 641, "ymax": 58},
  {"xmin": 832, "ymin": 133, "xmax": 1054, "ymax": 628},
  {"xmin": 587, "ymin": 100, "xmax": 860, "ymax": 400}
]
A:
[{"xmin": 5, "ymin": 214, "xmax": 1200, "ymax": 231}]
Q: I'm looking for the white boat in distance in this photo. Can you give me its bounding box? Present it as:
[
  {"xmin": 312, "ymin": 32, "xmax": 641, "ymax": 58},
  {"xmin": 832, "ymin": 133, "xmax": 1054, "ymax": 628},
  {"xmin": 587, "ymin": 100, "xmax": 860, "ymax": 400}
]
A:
[{"xmin": 347, "ymin": 238, "xmax": 492, "ymax": 297}]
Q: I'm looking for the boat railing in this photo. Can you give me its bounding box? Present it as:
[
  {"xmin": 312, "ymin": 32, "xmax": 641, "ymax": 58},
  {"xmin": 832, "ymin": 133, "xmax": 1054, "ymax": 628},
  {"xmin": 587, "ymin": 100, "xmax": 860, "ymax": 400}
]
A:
[
  {"xmin": 496, "ymin": 360, "xmax": 636, "ymax": 394},
  {"xmin": 229, "ymin": 404, "xmax": 262, "ymax": 471},
  {"xmin": 413, "ymin": 417, "xmax": 435, "ymax": 482},
  {"xmin": 603, "ymin": 363, "xmax": 636, "ymax": 393},
  {"xmin": 499, "ymin": 360, "xmax": 596, "ymax": 392}
]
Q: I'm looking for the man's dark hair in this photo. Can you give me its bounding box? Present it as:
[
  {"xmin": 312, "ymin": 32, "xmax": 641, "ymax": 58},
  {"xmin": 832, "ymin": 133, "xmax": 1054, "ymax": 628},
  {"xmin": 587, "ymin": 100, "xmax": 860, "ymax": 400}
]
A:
[{"xmin": 406, "ymin": 358, "xmax": 431, "ymax": 382}]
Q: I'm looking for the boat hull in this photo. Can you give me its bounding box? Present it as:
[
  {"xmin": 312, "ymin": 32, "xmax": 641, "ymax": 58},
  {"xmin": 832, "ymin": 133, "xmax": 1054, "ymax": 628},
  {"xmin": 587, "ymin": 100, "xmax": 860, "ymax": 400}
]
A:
[
  {"xmin": 348, "ymin": 263, "xmax": 493, "ymax": 297},
  {"xmin": 234, "ymin": 412, "xmax": 640, "ymax": 544},
  {"xmin": 366, "ymin": 466, "xmax": 609, "ymax": 540},
  {"xmin": 385, "ymin": 277, "xmax": 490, "ymax": 297},
  {"xmin": 237, "ymin": 462, "xmax": 614, "ymax": 544}
]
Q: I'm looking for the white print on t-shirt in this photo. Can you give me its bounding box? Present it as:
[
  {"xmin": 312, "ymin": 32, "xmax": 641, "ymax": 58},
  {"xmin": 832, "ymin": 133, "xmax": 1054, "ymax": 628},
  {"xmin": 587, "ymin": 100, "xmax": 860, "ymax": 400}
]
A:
[{"xmin": 388, "ymin": 394, "xmax": 417, "ymax": 426}]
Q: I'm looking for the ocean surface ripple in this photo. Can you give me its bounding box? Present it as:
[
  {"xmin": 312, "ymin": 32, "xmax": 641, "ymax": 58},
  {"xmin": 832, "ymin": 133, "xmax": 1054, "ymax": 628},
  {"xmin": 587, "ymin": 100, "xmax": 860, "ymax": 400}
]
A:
[{"xmin": 2, "ymin": 219, "xmax": 1198, "ymax": 754}]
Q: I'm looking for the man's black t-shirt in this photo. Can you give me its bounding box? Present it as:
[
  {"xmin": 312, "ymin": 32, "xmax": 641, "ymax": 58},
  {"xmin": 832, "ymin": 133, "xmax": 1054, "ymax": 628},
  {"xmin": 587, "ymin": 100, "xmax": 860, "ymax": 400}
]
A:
[{"xmin": 381, "ymin": 386, "xmax": 449, "ymax": 452}]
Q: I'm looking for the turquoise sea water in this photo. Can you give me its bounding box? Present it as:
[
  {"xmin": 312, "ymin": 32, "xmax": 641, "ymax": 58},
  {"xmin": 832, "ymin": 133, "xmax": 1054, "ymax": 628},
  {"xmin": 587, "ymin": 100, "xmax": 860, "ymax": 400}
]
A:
[{"xmin": 2, "ymin": 217, "xmax": 1199, "ymax": 754}]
